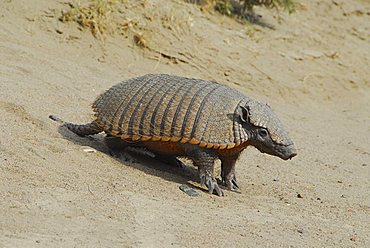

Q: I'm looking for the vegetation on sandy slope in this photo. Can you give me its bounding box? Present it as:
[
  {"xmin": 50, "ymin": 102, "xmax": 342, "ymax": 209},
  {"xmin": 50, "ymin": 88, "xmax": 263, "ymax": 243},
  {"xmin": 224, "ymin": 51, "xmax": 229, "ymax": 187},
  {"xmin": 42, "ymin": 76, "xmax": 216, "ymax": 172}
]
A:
[
  {"xmin": 59, "ymin": 1, "xmax": 120, "ymax": 39},
  {"xmin": 59, "ymin": 1, "xmax": 152, "ymax": 47},
  {"xmin": 188, "ymin": 0, "xmax": 296, "ymax": 16},
  {"xmin": 59, "ymin": 0, "xmax": 296, "ymax": 43},
  {"xmin": 242, "ymin": 0, "xmax": 296, "ymax": 13}
]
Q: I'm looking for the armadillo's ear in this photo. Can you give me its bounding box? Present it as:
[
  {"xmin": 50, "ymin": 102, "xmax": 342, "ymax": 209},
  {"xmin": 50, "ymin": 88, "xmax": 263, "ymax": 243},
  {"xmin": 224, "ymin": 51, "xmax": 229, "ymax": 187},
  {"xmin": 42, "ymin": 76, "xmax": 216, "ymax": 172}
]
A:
[{"xmin": 239, "ymin": 106, "xmax": 250, "ymax": 123}]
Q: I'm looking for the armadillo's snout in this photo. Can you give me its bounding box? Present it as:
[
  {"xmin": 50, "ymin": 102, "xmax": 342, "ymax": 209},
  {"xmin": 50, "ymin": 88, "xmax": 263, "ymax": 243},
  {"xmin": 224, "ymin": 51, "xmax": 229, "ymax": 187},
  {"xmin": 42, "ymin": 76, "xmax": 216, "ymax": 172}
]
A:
[
  {"xmin": 289, "ymin": 151, "xmax": 297, "ymax": 160},
  {"xmin": 284, "ymin": 145, "xmax": 297, "ymax": 160},
  {"xmin": 256, "ymin": 142, "xmax": 297, "ymax": 161}
]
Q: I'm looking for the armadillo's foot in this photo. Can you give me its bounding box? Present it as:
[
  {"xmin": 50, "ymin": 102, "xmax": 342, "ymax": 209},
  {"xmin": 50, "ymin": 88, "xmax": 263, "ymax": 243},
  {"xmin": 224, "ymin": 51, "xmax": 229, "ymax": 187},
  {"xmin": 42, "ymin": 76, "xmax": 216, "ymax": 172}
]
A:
[
  {"xmin": 121, "ymin": 153, "xmax": 138, "ymax": 164},
  {"xmin": 173, "ymin": 158, "xmax": 185, "ymax": 168},
  {"xmin": 109, "ymin": 149, "xmax": 138, "ymax": 164},
  {"xmin": 155, "ymin": 155, "xmax": 185, "ymax": 168},
  {"xmin": 200, "ymin": 174, "xmax": 224, "ymax": 196},
  {"xmin": 222, "ymin": 176, "xmax": 240, "ymax": 192},
  {"xmin": 108, "ymin": 149, "xmax": 121, "ymax": 158}
]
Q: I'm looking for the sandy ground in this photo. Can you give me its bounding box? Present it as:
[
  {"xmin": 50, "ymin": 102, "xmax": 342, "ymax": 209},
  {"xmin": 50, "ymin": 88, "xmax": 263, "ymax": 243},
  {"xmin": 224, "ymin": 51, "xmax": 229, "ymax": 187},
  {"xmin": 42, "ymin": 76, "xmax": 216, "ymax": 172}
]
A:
[{"xmin": 0, "ymin": 0, "xmax": 369, "ymax": 247}]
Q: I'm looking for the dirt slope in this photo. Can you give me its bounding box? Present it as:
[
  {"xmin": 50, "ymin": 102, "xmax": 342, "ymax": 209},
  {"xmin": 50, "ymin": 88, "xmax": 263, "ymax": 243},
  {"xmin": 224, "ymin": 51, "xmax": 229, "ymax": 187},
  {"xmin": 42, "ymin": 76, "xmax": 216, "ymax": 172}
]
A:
[{"xmin": 0, "ymin": 0, "xmax": 369, "ymax": 247}]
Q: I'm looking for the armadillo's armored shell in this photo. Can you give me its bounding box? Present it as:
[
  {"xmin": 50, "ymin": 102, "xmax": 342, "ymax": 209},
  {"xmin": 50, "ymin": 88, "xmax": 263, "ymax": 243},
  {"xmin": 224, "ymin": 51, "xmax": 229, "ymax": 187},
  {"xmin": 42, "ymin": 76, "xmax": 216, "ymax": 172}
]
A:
[{"xmin": 92, "ymin": 74, "xmax": 249, "ymax": 149}]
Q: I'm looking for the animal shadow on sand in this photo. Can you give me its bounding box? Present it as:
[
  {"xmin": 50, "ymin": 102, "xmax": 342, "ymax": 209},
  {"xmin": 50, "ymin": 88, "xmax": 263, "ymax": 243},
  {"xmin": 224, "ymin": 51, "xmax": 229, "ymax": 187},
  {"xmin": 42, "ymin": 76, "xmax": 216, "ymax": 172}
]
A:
[{"xmin": 56, "ymin": 125, "xmax": 212, "ymax": 194}]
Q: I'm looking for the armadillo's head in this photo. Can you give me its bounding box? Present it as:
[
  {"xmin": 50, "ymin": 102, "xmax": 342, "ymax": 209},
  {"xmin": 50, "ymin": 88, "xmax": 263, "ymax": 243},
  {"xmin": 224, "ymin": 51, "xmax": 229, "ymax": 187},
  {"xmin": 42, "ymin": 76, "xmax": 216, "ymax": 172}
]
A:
[{"xmin": 240, "ymin": 101, "xmax": 297, "ymax": 160}]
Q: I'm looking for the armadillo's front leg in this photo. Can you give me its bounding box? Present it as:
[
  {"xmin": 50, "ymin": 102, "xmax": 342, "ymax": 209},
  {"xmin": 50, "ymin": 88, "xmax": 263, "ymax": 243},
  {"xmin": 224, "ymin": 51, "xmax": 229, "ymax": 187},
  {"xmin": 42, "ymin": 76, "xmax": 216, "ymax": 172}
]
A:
[
  {"xmin": 220, "ymin": 155, "xmax": 239, "ymax": 191},
  {"xmin": 188, "ymin": 148, "xmax": 223, "ymax": 196}
]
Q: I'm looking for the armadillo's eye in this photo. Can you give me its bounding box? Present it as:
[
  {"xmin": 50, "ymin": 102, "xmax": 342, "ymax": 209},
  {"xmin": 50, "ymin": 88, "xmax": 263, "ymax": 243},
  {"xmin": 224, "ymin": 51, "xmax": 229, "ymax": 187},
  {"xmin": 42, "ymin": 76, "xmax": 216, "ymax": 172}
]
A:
[{"xmin": 259, "ymin": 129, "xmax": 268, "ymax": 138}]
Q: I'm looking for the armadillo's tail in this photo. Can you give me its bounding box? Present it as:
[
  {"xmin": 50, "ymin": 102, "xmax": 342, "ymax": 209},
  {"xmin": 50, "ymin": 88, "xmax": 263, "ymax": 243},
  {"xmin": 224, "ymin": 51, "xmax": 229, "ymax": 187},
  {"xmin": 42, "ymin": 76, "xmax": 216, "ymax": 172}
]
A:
[{"xmin": 49, "ymin": 115, "xmax": 103, "ymax": 136}]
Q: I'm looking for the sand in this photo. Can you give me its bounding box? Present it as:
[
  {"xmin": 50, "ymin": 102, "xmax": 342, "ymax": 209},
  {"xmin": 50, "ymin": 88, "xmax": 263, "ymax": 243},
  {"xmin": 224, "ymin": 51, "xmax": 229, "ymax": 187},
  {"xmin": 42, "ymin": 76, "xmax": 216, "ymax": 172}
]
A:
[{"xmin": 0, "ymin": 0, "xmax": 369, "ymax": 247}]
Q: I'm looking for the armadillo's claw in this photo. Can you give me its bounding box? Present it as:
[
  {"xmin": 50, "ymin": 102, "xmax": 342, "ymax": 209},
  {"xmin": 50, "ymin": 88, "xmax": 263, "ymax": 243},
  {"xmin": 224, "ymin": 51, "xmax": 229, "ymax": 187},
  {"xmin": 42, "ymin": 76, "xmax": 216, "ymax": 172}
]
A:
[
  {"xmin": 174, "ymin": 159, "xmax": 185, "ymax": 168},
  {"xmin": 232, "ymin": 178, "xmax": 239, "ymax": 189},
  {"xmin": 224, "ymin": 178, "xmax": 240, "ymax": 192},
  {"xmin": 221, "ymin": 168, "xmax": 240, "ymax": 192},
  {"xmin": 200, "ymin": 175, "xmax": 224, "ymax": 196},
  {"xmin": 108, "ymin": 149, "xmax": 121, "ymax": 158}
]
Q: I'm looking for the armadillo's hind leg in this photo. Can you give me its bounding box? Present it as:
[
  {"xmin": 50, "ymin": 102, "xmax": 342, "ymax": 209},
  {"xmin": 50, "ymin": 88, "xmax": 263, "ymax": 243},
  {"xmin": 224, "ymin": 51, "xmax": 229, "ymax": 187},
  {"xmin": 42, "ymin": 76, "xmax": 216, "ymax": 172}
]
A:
[
  {"xmin": 154, "ymin": 154, "xmax": 185, "ymax": 168},
  {"xmin": 105, "ymin": 135, "xmax": 130, "ymax": 157},
  {"xmin": 63, "ymin": 120, "xmax": 103, "ymax": 137},
  {"xmin": 104, "ymin": 135, "xmax": 140, "ymax": 163}
]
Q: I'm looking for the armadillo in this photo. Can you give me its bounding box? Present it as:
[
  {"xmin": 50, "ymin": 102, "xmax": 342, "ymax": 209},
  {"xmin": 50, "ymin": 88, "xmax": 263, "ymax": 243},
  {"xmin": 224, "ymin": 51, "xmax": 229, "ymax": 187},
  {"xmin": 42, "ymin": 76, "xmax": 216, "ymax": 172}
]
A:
[{"xmin": 50, "ymin": 74, "xmax": 297, "ymax": 196}]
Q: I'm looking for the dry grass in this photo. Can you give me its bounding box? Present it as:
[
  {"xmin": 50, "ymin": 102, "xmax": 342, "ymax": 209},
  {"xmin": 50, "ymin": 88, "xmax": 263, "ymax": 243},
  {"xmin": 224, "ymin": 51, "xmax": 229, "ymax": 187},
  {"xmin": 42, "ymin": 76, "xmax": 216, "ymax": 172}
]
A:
[
  {"xmin": 59, "ymin": 0, "xmax": 151, "ymax": 45},
  {"xmin": 57, "ymin": 0, "xmax": 295, "ymax": 48},
  {"xmin": 59, "ymin": 1, "xmax": 117, "ymax": 39},
  {"xmin": 133, "ymin": 32, "xmax": 149, "ymax": 48},
  {"xmin": 58, "ymin": 0, "xmax": 192, "ymax": 49},
  {"xmin": 60, "ymin": 1, "xmax": 194, "ymax": 52}
]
